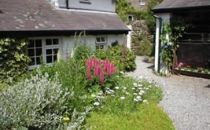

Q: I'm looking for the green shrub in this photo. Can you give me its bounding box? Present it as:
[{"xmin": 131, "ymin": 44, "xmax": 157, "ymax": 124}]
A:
[
  {"xmin": 95, "ymin": 49, "xmax": 107, "ymax": 60},
  {"xmin": 96, "ymin": 44, "xmax": 136, "ymax": 72},
  {"xmin": 139, "ymin": 40, "xmax": 153, "ymax": 56},
  {"xmin": 0, "ymin": 71, "xmax": 71, "ymax": 130},
  {"xmin": 0, "ymin": 38, "xmax": 30, "ymax": 84},
  {"xmin": 132, "ymin": 34, "xmax": 153, "ymax": 56},
  {"xmin": 72, "ymin": 44, "xmax": 94, "ymax": 62}
]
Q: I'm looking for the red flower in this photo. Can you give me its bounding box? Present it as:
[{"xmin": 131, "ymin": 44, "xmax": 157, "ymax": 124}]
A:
[{"xmin": 187, "ymin": 65, "xmax": 191, "ymax": 68}]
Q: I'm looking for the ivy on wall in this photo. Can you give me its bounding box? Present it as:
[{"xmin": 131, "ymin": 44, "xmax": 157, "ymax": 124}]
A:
[
  {"xmin": 0, "ymin": 38, "xmax": 30, "ymax": 83},
  {"xmin": 115, "ymin": 0, "xmax": 136, "ymax": 21}
]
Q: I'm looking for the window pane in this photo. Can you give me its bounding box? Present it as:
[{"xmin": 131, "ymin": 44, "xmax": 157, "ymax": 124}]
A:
[
  {"xmin": 100, "ymin": 45, "xmax": 104, "ymax": 49},
  {"xmin": 36, "ymin": 48, "xmax": 42, "ymax": 56},
  {"xmin": 46, "ymin": 39, "xmax": 52, "ymax": 45},
  {"xmin": 53, "ymin": 49, "xmax": 59, "ymax": 55},
  {"xmin": 28, "ymin": 49, "xmax": 34, "ymax": 57},
  {"xmin": 36, "ymin": 57, "xmax": 41, "ymax": 64},
  {"xmin": 29, "ymin": 58, "xmax": 35, "ymax": 65},
  {"xmin": 101, "ymin": 37, "xmax": 105, "ymax": 42},
  {"xmin": 46, "ymin": 49, "xmax": 52, "ymax": 55},
  {"xmin": 53, "ymin": 39, "xmax": 59, "ymax": 45},
  {"xmin": 96, "ymin": 45, "xmax": 104, "ymax": 50},
  {"xmin": 28, "ymin": 40, "xmax": 34, "ymax": 48},
  {"xmin": 96, "ymin": 38, "xmax": 101, "ymax": 42},
  {"xmin": 53, "ymin": 55, "xmax": 57, "ymax": 62},
  {"xmin": 46, "ymin": 56, "xmax": 52, "ymax": 63},
  {"xmin": 35, "ymin": 40, "xmax": 42, "ymax": 47}
]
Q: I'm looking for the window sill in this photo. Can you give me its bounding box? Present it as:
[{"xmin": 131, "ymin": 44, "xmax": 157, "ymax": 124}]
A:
[{"xmin": 79, "ymin": 1, "xmax": 91, "ymax": 4}]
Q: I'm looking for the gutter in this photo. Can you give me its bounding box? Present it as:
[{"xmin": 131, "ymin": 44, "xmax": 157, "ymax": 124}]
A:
[
  {"xmin": 153, "ymin": 14, "xmax": 162, "ymax": 73},
  {"xmin": 152, "ymin": 5, "xmax": 210, "ymax": 13}
]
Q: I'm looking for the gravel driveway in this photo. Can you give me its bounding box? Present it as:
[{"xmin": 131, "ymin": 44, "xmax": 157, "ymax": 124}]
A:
[{"xmin": 127, "ymin": 56, "xmax": 210, "ymax": 130}]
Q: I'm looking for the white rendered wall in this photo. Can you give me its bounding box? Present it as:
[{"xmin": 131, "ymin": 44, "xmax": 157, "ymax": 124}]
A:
[{"xmin": 61, "ymin": 34, "xmax": 126, "ymax": 60}]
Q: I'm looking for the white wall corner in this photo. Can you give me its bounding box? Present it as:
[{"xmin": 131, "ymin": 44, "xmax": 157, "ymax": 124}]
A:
[{"xmin": 126, "ymin": 25, "xmax": 132, "ymax": 49}]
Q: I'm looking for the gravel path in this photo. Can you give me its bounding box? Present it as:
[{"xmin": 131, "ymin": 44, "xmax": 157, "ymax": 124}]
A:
[{"xmin": 127, "ymin": 56, "xmax": 210, "ymax": 130}]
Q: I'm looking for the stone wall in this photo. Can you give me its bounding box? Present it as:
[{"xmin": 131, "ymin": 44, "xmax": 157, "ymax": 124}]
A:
[
  {"xmin": 127, "ymin": 20, "xmax": 154, "ymax": 55},
  {"xmin": 126, "ymin": 0, "xmax": 148, "ymax": 10}
]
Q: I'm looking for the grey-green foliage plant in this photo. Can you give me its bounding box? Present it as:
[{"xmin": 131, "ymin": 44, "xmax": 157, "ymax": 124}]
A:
[
  {"xmin": 0, "ymin": 38, "xmax": 30, "ymax": 84},
  {"xmin": 0, "ymin": 71, "xmax": 71, "ymax": 130},
  {"xmin": 66, "ymin": 107, "xmax": 92, "ymax": 130}
]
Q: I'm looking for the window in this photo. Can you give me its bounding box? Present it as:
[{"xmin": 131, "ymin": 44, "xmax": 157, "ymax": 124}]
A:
[
  {"xmin": 28, "ymin": 38, "xmax": 60, "ymax": 70},
  {"xmin": 45, "ymin": 39, "xmax": 60, "ymax": 64},
  {"xmin": 95, "ymin": 37, "xmax": 107, "ymax": 50},
  {"xmin": 28, "ymin": 39, "xmax": 42, "ymax": 66},
  {"xmin": 140, "ymin": 0, "xmax": 145, "ymax": 5},
  {"xmin": 128, "ymin": 15, "xmax": 134, "ymax": 21}
]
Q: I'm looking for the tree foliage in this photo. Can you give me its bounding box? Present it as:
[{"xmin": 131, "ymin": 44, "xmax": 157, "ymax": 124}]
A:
[{"xmin": 145, "ymin": 0, "xmax": 163, "ymax": 32}]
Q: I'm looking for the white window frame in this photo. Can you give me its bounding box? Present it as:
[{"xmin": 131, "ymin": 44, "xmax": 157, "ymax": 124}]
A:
[
  {"xmin": 95, "ymin": 37, "xmax": 107, "ymax": 50},
  {"xmin": 140, "ymin": 0, "xmax": 145, "ymax": 5},
  {"xmin": 28, "ymin": 37, "xmax": 61, "ymax": 70}
]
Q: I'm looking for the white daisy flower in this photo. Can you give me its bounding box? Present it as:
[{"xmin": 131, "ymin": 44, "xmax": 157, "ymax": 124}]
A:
[
  {"xmin": 115, "ymin": 86, "xmax": 119, "ymax": 90},
  {"xmin": 93, "ymin": 102, "xmax": 100, "ymax": 106},
  {"xmin": 143, "ymin": 100, "xmax": 148, "ymax": 103},
  {"xmin": 91, "ymin": 94, "xmax": 96, "ymax": 98},
  {"xmin": 120, "ymin": 96, "xmax": 125, "ymax": 100},
  {"xmin": 133, "ymin": 83, "xmax": 138, "ymax": 87}
]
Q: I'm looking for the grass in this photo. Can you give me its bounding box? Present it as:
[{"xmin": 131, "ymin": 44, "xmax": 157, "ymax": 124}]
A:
[
  {"xmin": 85, "ymin": 76, "xmax": 175, "ymax": 130},
  {"xmin": 85, "ymin": 102, "xmax": 175, "ymax": 130}
]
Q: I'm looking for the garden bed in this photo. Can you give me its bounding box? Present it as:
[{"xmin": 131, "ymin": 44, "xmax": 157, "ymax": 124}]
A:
[{"xmin": 174, "ymin": 69, "xmax": 210, "ymax": 79}]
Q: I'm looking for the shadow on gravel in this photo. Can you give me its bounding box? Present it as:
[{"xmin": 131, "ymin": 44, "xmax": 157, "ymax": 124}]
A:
[
  {"xmin": 147, "ymin": 65, "xmax": 154, "ymax": 69},
  {"xmin": 142, "ymin": 57, "xmax": 154, "ymax": 64},
  {"xmin": 204, "ymin": 84, "xmax": 210, "ymax": 88}
]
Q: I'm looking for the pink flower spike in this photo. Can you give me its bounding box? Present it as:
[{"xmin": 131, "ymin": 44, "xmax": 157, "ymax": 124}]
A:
[
  {"xmin": 93, "ymin": 56, "xmax": 97, "ymax": 66},
  {"xmin": 94, "ymin": 65, "xmax": 99, "ymax": 77},
  {"xmin": 111, "ymin": 63, "xmax": 115, "ymax": 73},
  {"xmin": 97, "ymin": 65, "xmax": 101, "ymax": 76},
  {"xmin": 86, "ymin": 65, "xmax": 91, "ymax": 81},
  {"xmin": 100, "ymin": 70, "xmax": 104, "ymax": 85}
]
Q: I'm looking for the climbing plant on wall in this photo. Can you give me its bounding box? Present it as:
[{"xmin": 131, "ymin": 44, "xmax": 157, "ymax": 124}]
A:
[
  {"xmin": 115, "ymin": 0, "xmax": 136, "ymax": 21},
  {"xmin": 0, "ymin": 38, "xmax": 30, "ymax": 84},
  {"xmin": 160, "ymin": 19, "xmax": 191, "ymax": 71}
]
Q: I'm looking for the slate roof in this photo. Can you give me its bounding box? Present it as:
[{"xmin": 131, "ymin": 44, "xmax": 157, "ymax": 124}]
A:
[
  {"xmin": 0, "ymin": 0, "xmax": 129, "ymax": 32},
  {"xmin": 152, "ymin": 0, "xmax": 210, "ymax": 12}
]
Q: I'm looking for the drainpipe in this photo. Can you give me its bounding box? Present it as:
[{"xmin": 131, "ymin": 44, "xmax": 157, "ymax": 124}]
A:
[
  {"xmin": 153, "ymin": 14, "xmax": 162, "ymax": 73},
  {"xmin": 66, "ymin": 0, "xmax": 69, "ymax": 9},
  {"xmin": 83, "ymin": 30, "xmax": 86, "ymax": 44}
]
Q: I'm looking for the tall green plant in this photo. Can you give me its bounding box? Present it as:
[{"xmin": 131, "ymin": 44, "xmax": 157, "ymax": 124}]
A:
[{"xmin": 0, "ymin": 38, "xmax": 30, "ymax": 83}]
